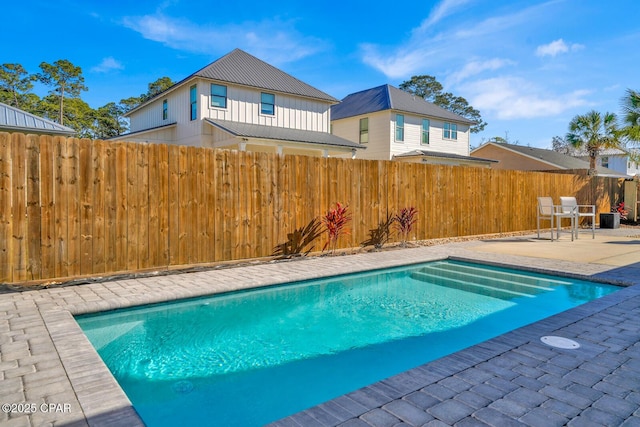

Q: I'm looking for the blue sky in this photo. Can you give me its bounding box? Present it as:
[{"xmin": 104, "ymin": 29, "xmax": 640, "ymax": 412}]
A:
[{"xmin": 5, "ymin": 0, "xmax": 638, "ymax": 148}]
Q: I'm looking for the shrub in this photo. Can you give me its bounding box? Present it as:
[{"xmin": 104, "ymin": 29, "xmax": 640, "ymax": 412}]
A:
[
  {"xmin": 272, "ymin": 218, "xmax": 323, "ymax": 259},
  {"xmin": 394, "ymin": 207, "xmax": 418, "ymax": 247},
  {"xmin": 360, "ymin": 214, "xmax": 394, "ymax": 250},
  {"xmin": 322, "ymin": 202, "xmax": 351, "ymax": 254}
]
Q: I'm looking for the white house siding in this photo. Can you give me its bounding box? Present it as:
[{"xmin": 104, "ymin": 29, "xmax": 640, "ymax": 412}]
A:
[
  {"xmin": 203, "ymin": 83, "xmax": 331, "ymax": 132},
  {"xmin": 389, "ymin": 112, "xmax": 470, "ymax": 158},
  {"xmin": 331, "ymin": 111, "xmax": 390, "ymax": 160}
]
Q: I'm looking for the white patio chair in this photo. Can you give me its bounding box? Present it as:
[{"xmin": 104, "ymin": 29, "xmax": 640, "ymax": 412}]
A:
[
  {"xmin": 553, "ymin": 198, "xmax": 576, "ymax": 241},
  {"xmin": 559, "ymin": 196, "xmax": 595, "ymax": 239},
  {"xmin": 537, "ymin": 197, "xmax": 555, "ymax": 240}
]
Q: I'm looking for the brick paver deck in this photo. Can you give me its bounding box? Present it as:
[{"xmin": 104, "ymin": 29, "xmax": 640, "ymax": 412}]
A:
[{"xmin": 1, "ymin": 229, "xmax": 639, "ymax": 426}]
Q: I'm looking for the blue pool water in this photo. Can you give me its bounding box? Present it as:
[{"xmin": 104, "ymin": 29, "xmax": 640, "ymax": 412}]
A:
[{"xmin": 76, "ymin": 260, "xmax": 619, "ymax": 426}]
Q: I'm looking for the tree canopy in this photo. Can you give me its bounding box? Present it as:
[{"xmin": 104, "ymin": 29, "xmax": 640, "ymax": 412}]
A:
[
  {"xmin": 37, "ymin": 59, "xmax": 88, "ymax": 125},
  {"xmin": 620, "ymin": 88, "xmax": 640, "ymax": 143},
  {"xmin": 399, "ymin": 75, "xmax": 487, "ymax": 133},
  {"xmin": 0, "ymin": 63, "xmax": 34, "ymax": 108},
  {"xmin": 566, "ymin": 110, "xmax": 621, "ymax": 175}
]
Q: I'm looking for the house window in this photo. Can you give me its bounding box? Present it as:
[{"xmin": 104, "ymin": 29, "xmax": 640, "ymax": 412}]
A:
[
  {"xmin": 421, "ymin": 119, "xmax": 430, "ymax": 144},
  {"xmin": 359, "ymin": 118, "xmax": 369, "ymax": 144},
  {"xmin": 395, "ymin": 114, "xmax": 404, "ymax": 142},
  {"xmin": 211, "ymin": 84, "xmax": 227, "ymax": 108},
  {"xmin": 443, "ymin": 122, "xmax": 457, "ymax": 140},
  {"xmin": 162, "ymin": 100, "xmax": 168, "ymax": 120},
  {"xmin": 601, "ymin": 156, "xmax": 609, "ymax": 168},
  {"xmin": 189, "ymin": 85, "xmax": 197, "ymax": 121},
  {"xmin": 261, "ymin": 92, "xmax": 275, "ymax": 115}
]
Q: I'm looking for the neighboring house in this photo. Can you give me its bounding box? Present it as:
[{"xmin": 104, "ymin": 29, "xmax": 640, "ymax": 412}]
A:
[
  {"xmin": 330, "ymin": 84, "xmax": 492, "ymax": 167},
  {"xmin": 0, "ymin": 102, "xmax": 75, "ymax": 136},
  {"xmin": 471, "ymin": 142, "xmax": 627, "ymax": 177},
  {"xmin": 113, "ymin": 49, "xmax": 361, "ymax": 158},
  {"xmin": 571, "ymin": 147, "xmax": 640, "ymax": 177}
]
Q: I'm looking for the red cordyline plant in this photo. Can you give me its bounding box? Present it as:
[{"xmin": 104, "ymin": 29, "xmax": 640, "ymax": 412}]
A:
[
  {"xmin": 612, "ymin": 202, "xmax": 628, "ymax": 220},
  {"xmin": 394, "ymin": 207, "xmax": 418, "ymax": 247},
  {"xmin": 322, "ymin": 202, "xmax": 351, "ymax": 254}
]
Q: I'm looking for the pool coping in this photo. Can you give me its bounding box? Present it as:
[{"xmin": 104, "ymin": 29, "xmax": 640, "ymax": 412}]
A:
[{"xmin": 1, "ymin": 232, "xmax": 639, "ymax": 426}]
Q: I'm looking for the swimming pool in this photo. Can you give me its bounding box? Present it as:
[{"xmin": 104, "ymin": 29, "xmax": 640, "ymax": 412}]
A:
[{"xmin": 77, "ymin": 260, "xmax": 619, "ymax": 426}]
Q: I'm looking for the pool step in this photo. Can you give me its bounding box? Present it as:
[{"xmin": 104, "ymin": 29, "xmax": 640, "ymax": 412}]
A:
[
  {"xmin": 410, "ymin": 271, "xmax": 535, "ymax": 300},
  {"xmin": 431, "ymin": 261, "xmax": 571, "ymax": 287},
  {"xmin": 417, "ymin": 263, "xmax": 557, "ymax": 296}
]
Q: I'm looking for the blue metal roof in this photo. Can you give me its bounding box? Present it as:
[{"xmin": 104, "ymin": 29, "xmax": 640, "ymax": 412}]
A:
[{"xmin": 331, "ymin": 84, "xmax": 474, "ymax": 124}]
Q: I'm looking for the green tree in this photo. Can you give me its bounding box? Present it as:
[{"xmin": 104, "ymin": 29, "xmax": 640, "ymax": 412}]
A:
[
  {"xmin": 0, "ymin": 63, "xmax": 35, "ymax": 108},
  {"xmin": 620, "ymin": 88, "xmax": 640, "ymax": 143},
  {"xmin": 37, "ymin": 59, "xmax": 88, "ymax": 125},
  {"xmin": 38, "ymin": 95, "xmax": 94, "ymax": 137},
  {"xmin": 566, "ymin": 110, "xmax": 621, "ymax": 175},
  {"xmin": 92, "ymin": 102, "xmax": 128, "ymax": 139},
  {"xmin": 143, "ymin": 76, "xmax": 174, "ymax": 101},
  {"xmin": 399, "ymin": 75, "xmax": 487, "ymax": 133}
]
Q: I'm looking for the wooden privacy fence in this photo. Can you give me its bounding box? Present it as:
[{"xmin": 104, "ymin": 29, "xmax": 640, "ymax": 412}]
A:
[{"xmin": 0, "ymin": 133, "xmax": 624, "ymax": 284}]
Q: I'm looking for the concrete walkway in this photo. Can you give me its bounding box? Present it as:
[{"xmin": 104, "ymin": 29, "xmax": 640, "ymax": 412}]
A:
[{"xmin": 0, "ymin": 228, "xmax": 639, "ymax": 426}]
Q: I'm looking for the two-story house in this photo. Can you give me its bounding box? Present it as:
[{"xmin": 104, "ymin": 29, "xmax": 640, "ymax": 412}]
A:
[
  {"xmin": 330, "ymin": 84, "xmax": 494, "ymax": 167},
  {"xmin": 113, "ymin": 49, "xmax": 361, "ymax": 158}
]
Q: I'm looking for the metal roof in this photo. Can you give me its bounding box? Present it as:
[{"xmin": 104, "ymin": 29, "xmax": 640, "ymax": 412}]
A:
[
  {"xmin": 393, "ymin": 149, "xmax": 497, "ymax": 163},
  {"xmin": 472, "ymin": 142, "xmax": 627, "ymax": 177},
  {"xmin": 193, "ymin": 49, "xmax": 338, "ymax": 103},
  {"xmin": 0, "ymin": 102, "xmax": 75, "ymax": 135},
  {"xmin": 331, "ymin": 84, "xmax": 475, "ymax": 124},
  {"xmin": 205, "ymin": 119, "xmax": 363, "ymax": 150}
]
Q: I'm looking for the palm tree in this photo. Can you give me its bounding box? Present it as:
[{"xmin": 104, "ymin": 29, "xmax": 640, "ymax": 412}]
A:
[
  {"xmin": 566, "ymin": 110, "xmax": 621, "ymax": 176},
  {"xmin": 620, "ymin": 88, "xmax": 640, "ymax": 143}
]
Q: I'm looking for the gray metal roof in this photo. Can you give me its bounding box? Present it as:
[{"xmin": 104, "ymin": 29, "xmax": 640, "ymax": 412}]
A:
[
  {"xmin": 472, "ymin": 142, "xmax": 627, "ymax": 176},
  {"xmin": 331, "ymin": 84, "xmax": 475, "ymax": 124},
  {"xmin": 394, "ymin": 149, "xmax": 497, "ymax": 163},
  {"xmin": 0, "ymin": 102, "xmax": 75, "ymax": 135},
  {"xmin": 193, "ymin": 49, "xmax": 338, "ymax": 103},
  {"xmin": 205, "ymin": 119, "xmax": 363, "ymax": 150}
]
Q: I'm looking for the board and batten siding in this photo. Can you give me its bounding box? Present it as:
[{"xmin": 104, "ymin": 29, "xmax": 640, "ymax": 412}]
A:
[
  {"xmin": 204, "ymin": 83, "xmax": 331, "ymax": 132},
  {"xmin": 388, "ymin": 112, "xmax": 470, "ymax": 158},
  {"xmin": 331, "ymin": 111, "xmax": 391, "ymax": 160}
]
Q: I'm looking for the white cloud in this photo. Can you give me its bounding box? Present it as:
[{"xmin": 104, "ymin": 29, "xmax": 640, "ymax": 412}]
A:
[
  {"xmin": 535, "ymin": 39, "xmax": 584, "ymax": 57},
  {"xmin": 121, "ymin": 13, "xmax": 326, "ymax": 65},
  {"xmin": 418, "ymin": 0, "xmax": 474, "ymax": 30},
  {"xmin": 360, "ymin": 1, "xmax": 552, "ymax": 79},
  {"xmin": 91, "ymin": 57, "xmax": 124, "ymax": 73},
  {"xmin": 464, "ymin": 77, "xmax": 592, "ymax": 119},
  {"xmin": 448, "ymin": 58, "xmax": 515, "ymax": 84}
]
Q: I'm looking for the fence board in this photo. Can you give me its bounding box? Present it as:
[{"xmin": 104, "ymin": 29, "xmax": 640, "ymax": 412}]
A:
[
  {"xmin": 79, "ymin": 139, "xmax": 93, "ymax": 275},
  {"xmin": 137, "ymin": 143, "xmax": 150, "ymax": 269},
  {"xmin": 39, "ymin": 136, "xmax": 55, "ymax": 278},
  {"xmin": 0, "ymin": 134, "xmax": 11, "ymax": 282},
  {"xmin": 167, "ymin": 144, "xmax": 180, "ymax": 265},
  {"xmin": 114, "ymin": 143, "xmax": 128, "ymax": 271},
  {"xmin": 25, "ymin": 135, "xmax": 41, "ymax": 280},
  {"xmin": 126, "ymin": 143, "xmax": 139, "ymax": 270},
  {"xmin": 104, "ymin": 141, "xmax": 117, "ymax": 272},
  {"xmin": 92, "ymin": 140, "xmax": 106, "ymax": 273},
  {"xmin": 146, "ymin": 143, "xmax": 159, "ymax": 268},
  {"xmin": 66, "ymin": 139, "xmax": 80, "ymax": 276}
]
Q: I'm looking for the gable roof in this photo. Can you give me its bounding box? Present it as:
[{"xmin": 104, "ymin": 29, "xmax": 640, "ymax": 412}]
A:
[
  {"xmin": 205, "ymin": 119, "xmax": 362, "ymax": 150},
  {"xmin": 331, "ymin": 84, "xmax": 475, "ymax": 124},
  {"xmin": 127, "ymin": 49, "xmax": 338, "ymax": 116},
  {"xmin": 472, "ymin": 142, "xmax": 626, "ymax": 176},
  {"xmin": 0, "ymin": 102, "xmax": 75, "ymax": 135}
]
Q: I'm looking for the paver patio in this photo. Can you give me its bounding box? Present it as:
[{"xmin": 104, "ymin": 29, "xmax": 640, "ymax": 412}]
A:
[{"xmin": 0, "ymin": 228, "xmax": 639, "ymax": 426}]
